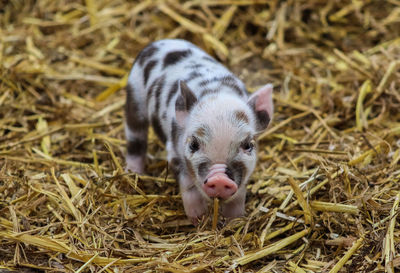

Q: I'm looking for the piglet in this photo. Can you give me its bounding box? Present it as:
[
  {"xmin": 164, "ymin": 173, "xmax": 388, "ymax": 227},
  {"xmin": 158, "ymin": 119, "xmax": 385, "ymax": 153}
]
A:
[{"xmin": 125, "ymin": 39, "xmax": 273, "ymax": 223}]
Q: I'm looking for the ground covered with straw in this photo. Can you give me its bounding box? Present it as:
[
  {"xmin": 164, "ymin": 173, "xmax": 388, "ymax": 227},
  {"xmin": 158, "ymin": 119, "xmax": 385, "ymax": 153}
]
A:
[{"xmin": 1, "ymin": 0, "xmax": 400, "ymax": 272}]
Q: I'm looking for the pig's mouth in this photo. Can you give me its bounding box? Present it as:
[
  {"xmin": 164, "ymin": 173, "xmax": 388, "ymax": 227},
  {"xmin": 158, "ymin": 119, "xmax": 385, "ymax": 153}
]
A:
[{"xmin": 202, "ymin": 164, "xmax": 238, "ymax": 199}]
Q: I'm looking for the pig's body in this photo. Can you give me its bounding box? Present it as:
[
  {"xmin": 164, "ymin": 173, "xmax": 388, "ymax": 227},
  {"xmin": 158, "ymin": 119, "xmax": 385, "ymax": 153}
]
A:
[{"xmin": 125, "ymin": 39, "xmax": 273, "ymax": 223}]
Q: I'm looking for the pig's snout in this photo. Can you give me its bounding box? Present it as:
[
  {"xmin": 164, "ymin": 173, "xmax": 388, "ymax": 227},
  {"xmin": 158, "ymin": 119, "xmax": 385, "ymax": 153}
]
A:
[
  {"xmin": 203, "ymin": 175, "xmax": 237, "ymax": 199},
  {"xmin": 203, "ymin": 164, "xmax": 237, "ymax": 199}
]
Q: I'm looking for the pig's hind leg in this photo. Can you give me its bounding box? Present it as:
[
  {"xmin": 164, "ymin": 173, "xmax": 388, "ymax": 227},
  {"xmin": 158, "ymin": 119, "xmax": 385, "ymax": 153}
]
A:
[{"xmin": 125, "ymin": 83, "xmax": 149, "ymax": 173}]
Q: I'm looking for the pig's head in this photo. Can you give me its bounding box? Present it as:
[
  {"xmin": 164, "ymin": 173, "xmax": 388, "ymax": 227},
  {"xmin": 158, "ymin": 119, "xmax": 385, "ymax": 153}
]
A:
[{"xmin": 175, "ymin": 81, "xmax": 273, "ymax": 202}]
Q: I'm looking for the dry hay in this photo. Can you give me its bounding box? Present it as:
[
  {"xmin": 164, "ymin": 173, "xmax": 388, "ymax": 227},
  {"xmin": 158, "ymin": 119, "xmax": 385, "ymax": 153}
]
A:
[{"xmin": 1, "ymin": 0, "xmax": 400, "ymax": 272}]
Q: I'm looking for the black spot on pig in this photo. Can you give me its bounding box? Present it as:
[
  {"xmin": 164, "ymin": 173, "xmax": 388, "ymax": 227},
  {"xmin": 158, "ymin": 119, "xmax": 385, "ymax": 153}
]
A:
[
  {"xmin": 146, "ymin": 75, "xmax": 165, "ymax": 105},
  {"xmin": 163, "ymin": 50, "xmax": 192, "ymax": 68},
  {"xmin": 234, "ymin": 111, "xmax": 250, "ymax": 124},
  {"xmin": 254, "ymin": 110, "xmax": 270, "ymax": 131},
  {"xmin": 161, "ymin": 111, "xmax": 167, "ymax": 121},
  {"xmin": 154, "ymin": 77, "xmax": 164, "ymax": 113},
  {"xmin": 143, "ymin": 60, "xmax": 157, "ymax": 86},
  {"xmin": 167, "ymin": 80, "xmax": 179, "ymax": 106},
  {"xmin": 186, "ymin": 71, "xmax": 202, "ymax": 83},
  {"xmin": 185, "ymin": 63, "xmax": 203, "ymax": 69},
  {"xmin": 219, "ymin": 76, "xmax": 246, "ymax": 97},
  {"xmin": 176, "ymin": 81, "xmax": 197, "ymax": 112},
  {"xmin": 195, "ymin": 127, "xmax": 206, "ymax": 138},
  {"xmin": 170, "ymin": 157, "xmax": 181, "ymax": 177},
  {"xmin": 171, "ymin": 119, "xmax": 181, "ymax": 148},
  {"xmin": 198, "ymin": 161, "xmax": 210, "ymax": 178},
  {"xmin": 230, "ymin": 161, "xmax": 246, "ymax": 186},
  {"xmin": 125, "ymin": 84, "xmax": 148, "ymax": 131},
  {"xmin": 199, "ymin": 79, "xmax": 212, "ymax": 87},
  {"xmin": 202, "ymin": 55, "xmax": 217, "ymax": 63},
  {"xmin": 127, "ymin": 139, "xmax": 147, "ymax": 156},
  {"xmin": 225, "ymin": 167, "xmax": 235, "ymax": 181},
  {"xmin": 200, "ymin": 88, "xmax": 216, "ymax": 97},
  {"xmin": 147, "ymin": 76, "xmax": 167, "ymax": 143},
  {"xmin": 248, "ymin": 96, "xmax": 271, "ymax": 131},
  {"xmin": 136, "ymin": 45, "xmax": 158, "ymax": 66},
  {"xmin": 152, "ymin": 115, "xmax": 166, "ymax": 143},
  {"xmin": 185, "ymin": 157, "xmax": 196, "ymax": 178}
]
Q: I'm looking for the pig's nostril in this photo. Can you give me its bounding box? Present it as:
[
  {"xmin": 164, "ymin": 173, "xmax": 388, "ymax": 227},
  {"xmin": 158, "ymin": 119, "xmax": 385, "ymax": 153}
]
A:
[{"xmin": 204, "ymin": 179, "xmax": 208, "ymax": 184}]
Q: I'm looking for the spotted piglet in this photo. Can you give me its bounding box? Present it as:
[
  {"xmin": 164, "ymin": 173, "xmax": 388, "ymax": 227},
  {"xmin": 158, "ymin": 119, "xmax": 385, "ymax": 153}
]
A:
[{"xmin": 125, "ymin": 39, "xmax": 273, "ymax": 223}]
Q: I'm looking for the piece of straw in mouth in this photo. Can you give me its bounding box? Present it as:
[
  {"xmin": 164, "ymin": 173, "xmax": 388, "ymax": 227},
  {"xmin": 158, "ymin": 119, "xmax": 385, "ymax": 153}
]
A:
[{"xmin": 212, "ymin": 197, "xmax": 219, "ymax": 230}]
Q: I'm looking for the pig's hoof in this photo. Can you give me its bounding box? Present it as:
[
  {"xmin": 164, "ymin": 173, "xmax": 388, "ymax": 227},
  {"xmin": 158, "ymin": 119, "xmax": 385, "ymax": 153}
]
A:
[
  {"xmin": 125, "ymin": 164, "xmax": 144, "ymax": 174},
  {"xmin": 125, "ymin": 155, "xmax": 145, "ymax": 174},
  {"xmin": 185, "ymin": 206, "xmax": 207, "ymax": 226},
  {"xmin": 189, "ymin": 216, "xmax": 201, "ymax": 226},
  {"xmin": 186, "ymin": 210, "xmax": 206, "ymax": 226}
]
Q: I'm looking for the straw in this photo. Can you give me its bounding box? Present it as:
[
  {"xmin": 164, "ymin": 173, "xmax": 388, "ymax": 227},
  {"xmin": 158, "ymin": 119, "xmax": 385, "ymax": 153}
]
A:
[{"xmin": 1, "ymin": 0, "xmax": 399, "ymax": 272}]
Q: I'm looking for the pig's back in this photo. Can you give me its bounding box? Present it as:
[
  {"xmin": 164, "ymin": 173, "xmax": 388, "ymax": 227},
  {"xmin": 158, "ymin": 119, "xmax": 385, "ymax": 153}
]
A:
[{"xmin": 127, "ymin": 39, "xmax": 248, "ymax": 143}]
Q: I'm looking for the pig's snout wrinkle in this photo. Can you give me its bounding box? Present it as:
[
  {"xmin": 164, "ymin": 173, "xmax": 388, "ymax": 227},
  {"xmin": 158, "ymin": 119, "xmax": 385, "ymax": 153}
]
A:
[{"xmin": 205, "ymin": 163, "xmax": 227, "ymax": 180}]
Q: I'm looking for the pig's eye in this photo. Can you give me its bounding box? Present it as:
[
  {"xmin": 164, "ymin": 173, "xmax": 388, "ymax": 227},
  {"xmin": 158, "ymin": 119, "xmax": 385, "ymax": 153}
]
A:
[
  {"xmin": 241, "ymin": 140, "xmax": 255, "ymax": 153},
  {"xmin": 189, "ymin": 137, "xmax": 200, "ymax": 153}
]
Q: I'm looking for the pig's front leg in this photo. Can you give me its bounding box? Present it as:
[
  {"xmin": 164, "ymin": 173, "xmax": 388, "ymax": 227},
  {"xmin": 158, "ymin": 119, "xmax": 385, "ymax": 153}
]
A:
[
  {"xmin": 220, "ymin": 187, "xmax": 246, "ymax": 219},
  {"xmin": 179, "ymin": 172, "xmax": 208, "ymax": 224}
]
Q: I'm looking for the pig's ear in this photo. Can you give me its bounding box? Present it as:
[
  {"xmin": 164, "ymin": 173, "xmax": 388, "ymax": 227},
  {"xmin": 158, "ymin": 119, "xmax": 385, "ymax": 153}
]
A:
[
  {"xmin": 248, "ymin": 84, "xmax": 273, "ymax": 132},
  {"xmin": 175, "ymin": 80, "xmax": 198, "ymax": 126}
]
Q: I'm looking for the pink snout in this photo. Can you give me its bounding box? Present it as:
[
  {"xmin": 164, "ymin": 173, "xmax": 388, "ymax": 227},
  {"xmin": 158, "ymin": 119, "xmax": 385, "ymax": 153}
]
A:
[{"xmin": 203, "ymin": 174, "xmax": 238, "ymax": 199}]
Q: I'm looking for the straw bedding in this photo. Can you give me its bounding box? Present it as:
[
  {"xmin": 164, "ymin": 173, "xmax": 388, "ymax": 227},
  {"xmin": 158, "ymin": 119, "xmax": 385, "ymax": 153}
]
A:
[{"xmin": 1, "ymin": 0, "xmax": 400, "ymax": 272}]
